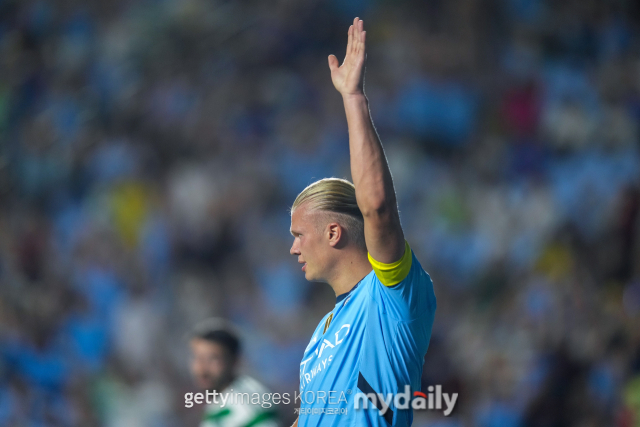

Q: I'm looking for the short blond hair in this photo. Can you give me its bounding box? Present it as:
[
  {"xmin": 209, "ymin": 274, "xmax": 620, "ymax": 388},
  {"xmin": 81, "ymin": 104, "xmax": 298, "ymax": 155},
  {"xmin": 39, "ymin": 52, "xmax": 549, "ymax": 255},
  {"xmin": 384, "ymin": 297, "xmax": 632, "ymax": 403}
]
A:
[{"xmin": 291, "ymin": 178, "xmax": 366, "ymax": 249}]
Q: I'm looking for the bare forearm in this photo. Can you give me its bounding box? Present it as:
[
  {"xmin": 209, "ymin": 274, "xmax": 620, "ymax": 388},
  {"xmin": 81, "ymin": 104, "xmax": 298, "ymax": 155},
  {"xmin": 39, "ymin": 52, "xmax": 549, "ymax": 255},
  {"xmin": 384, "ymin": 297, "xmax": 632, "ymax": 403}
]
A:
[
  {"xmin": 343, "ymin": 94, "xmax": 397, "ymax": 216},
  {"xmin": 330, "ymin": 18, "xmax": 405, "ymax": 262},
  {"xmin": 343, "ymin": 93, "xmax": 404, "ymax": 262}
]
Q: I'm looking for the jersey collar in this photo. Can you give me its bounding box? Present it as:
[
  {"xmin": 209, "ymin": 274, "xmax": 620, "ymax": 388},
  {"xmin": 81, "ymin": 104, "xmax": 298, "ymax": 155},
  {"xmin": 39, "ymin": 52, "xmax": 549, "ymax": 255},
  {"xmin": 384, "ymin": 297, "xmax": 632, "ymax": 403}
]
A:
[{"xmin": 336, "ymin": 278, "xmax": 363, "ymax": 304}]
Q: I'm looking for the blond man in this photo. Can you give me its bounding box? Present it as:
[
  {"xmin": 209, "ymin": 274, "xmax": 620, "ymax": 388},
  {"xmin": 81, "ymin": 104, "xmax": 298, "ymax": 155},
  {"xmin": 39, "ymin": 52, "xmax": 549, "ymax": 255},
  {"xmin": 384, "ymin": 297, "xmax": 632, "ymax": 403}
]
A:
[{"xmin": 289, "ymin": 18, "xmax": 437, "ymax": 427}]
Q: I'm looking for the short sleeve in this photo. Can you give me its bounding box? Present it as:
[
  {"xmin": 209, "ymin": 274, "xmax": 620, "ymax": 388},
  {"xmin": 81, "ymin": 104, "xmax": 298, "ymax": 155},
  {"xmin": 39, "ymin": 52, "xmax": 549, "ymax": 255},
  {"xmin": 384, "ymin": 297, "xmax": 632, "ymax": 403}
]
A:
[
  {"xmin": 367, "ymin": 241, "xmax": 436, "ymax": 321},
  {"xmin": 367, "ymin": 240, "xmax": 412, "ymax": 287}
]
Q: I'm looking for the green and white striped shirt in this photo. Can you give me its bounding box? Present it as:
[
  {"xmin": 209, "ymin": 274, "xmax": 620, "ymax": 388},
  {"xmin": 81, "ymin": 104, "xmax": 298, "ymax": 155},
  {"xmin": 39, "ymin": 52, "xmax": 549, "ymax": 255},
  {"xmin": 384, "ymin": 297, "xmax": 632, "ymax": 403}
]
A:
[{"xmin": 200, "ymin": 376, "xmax": 280, "ymax": 427}]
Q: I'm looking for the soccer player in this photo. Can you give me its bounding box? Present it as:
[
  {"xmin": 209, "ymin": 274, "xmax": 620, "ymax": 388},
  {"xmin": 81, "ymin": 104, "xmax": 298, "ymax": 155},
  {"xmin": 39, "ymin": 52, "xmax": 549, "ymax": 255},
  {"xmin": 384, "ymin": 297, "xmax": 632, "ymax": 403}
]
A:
[
  {"xmin": 189, "ymin": 318, "xmax": 281, "ymax": 427},
  {"xmin": 289, "ymin": 18, "xmax": 437, "ymax": 427}
]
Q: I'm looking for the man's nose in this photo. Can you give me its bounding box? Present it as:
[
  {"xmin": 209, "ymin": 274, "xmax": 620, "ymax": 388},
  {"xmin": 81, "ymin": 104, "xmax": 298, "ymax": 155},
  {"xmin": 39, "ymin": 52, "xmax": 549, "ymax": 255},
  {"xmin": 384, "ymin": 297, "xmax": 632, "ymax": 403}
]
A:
[{"xmin": 290, "ymin": 240, "xmax": 299, "ymax": 255}]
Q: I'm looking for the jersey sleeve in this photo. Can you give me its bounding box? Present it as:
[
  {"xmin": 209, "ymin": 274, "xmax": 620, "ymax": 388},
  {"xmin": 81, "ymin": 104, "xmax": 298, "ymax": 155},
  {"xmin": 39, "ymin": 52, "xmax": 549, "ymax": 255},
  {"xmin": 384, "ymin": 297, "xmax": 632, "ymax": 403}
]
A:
[
  {"xmin": 367, "ymin": 241, "xmax": 436, "ymax": 321},
  {"xmin": 367, "ymin": 240, "xmax": 412, "ymax": 287}
]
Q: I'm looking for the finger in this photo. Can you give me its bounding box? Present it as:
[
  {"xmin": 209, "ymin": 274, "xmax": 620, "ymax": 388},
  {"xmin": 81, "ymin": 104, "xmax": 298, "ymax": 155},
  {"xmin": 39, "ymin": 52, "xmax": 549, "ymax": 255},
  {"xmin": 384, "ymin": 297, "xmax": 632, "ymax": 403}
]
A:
[
  {"xmin": 355, "ymin": 18, "xmax": 361, "ymax": 48},
  {"xmin": 358, "ymin": 30, "xmax": 366, "ymax": 56},
  {"xmin": 328, "ymin": 54, "xmax": 339, "ymax": 71},
  {"xmin": 358, "ymin": 19, "xmax": 364, "ymax": 44},
  {"xmin": 346, "ymin": 25, "xmax": 353, "ymax": 58}
]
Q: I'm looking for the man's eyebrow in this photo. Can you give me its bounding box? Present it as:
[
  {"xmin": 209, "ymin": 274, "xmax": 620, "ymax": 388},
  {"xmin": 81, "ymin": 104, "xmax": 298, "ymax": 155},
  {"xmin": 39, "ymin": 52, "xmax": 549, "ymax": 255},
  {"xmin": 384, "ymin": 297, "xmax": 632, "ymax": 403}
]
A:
[{"xmin": 290, "ymin": 229, "xmax": 299, "ymax": 236}]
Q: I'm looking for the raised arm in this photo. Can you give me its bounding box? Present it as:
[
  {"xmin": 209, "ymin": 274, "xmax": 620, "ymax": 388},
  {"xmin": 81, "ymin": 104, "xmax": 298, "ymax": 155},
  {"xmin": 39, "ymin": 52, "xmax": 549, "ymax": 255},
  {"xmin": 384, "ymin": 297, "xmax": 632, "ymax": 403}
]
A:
[{"xmin": 328, "ymin": 18, "xmax": 405, "ymax": 264}]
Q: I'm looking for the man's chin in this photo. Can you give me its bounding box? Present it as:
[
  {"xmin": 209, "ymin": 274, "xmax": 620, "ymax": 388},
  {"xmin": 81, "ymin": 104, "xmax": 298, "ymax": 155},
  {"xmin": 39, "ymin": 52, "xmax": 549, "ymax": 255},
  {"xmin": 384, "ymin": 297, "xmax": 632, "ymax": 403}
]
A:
[
  {"xmin": 305, "ymin": 272, "xmax": 329, "ymax": 284},
  {"xmin": 304, "ymin": 268, "xmax": 320, "ymax": 281}
]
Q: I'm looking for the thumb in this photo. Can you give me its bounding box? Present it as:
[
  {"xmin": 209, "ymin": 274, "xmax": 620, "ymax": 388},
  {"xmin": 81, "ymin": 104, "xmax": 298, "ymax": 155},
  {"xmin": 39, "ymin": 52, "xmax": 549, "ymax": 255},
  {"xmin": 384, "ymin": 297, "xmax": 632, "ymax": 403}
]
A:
[{"xmin": 328, "ymin": 54, "xmax": 339, "ymax": 71}]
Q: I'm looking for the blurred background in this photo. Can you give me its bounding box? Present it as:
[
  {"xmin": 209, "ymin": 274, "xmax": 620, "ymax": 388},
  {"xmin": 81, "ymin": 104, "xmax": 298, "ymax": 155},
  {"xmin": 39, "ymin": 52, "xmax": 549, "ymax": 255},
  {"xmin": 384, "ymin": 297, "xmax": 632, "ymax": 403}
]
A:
[{"xmin": 0, "ymin": 0, "xmax": 639, "ymax": 426}]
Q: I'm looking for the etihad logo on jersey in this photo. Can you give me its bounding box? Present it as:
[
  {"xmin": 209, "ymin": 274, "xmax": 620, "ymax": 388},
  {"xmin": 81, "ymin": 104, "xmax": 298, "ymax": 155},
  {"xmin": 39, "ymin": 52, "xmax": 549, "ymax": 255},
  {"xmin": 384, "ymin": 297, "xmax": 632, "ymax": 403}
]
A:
[{"xmin": 300, "ymin": 324, "xmax": 350, "ymax": 390}]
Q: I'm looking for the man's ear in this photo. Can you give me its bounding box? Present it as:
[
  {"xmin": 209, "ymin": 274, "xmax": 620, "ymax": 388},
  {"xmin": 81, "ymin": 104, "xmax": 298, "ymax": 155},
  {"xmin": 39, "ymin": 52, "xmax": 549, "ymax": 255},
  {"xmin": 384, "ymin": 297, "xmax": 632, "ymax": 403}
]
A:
[{"xmin": 327, "ymin": 222, "xmax": 343, "ymax": 247}]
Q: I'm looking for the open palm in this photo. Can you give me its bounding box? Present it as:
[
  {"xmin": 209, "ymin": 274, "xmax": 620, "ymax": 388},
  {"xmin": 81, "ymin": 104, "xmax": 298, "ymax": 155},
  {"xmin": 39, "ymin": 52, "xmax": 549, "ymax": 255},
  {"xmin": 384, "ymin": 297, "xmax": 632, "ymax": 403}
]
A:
[{"xmin": 328, "ymin": 18, "xmax": 367, "ymax": 97}]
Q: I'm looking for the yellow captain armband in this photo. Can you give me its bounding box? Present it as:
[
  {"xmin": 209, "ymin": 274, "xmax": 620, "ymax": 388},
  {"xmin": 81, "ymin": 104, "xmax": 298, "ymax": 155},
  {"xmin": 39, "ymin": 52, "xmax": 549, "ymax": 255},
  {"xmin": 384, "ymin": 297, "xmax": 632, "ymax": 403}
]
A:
[{"xmin": 367, "ymin": 240, "xmax": 412, "ymax": 287}]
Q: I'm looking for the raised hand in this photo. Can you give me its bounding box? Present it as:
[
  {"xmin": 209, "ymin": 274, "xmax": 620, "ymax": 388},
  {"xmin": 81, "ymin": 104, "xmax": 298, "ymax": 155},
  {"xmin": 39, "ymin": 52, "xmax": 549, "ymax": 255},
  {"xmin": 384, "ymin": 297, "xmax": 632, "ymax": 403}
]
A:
[{"xmin": 328, "ymin": 17, "xmax": 367, "ymax": 97}]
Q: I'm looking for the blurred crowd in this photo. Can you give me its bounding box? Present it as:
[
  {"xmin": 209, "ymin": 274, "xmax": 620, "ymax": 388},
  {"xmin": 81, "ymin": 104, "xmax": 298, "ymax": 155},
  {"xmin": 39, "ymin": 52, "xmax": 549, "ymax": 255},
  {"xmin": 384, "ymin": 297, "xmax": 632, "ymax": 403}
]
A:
[{"xmin": 1, "ymin": 0, "xmax": 639, "ymax": 426}]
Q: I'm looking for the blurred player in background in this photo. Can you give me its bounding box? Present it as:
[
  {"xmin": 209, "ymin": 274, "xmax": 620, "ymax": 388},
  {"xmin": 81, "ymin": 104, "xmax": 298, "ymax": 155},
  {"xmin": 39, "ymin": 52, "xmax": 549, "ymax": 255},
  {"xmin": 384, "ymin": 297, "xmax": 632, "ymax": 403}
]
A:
[
  {"xmin": 189, "ymin": 318, "xmax": 281, "ymax": 427},
  {"xmin": 288, "ymin": 18, "xmax": 437, "ymax": 427}
]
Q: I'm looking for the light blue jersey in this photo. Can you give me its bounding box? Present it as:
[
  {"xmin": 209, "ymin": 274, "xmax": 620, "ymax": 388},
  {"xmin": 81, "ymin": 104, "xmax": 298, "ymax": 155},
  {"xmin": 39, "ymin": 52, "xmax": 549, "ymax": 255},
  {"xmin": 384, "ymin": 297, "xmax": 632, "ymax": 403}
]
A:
[{"xmin": 298, "ymin": 242, "xmax": 436, "ymax": 427}]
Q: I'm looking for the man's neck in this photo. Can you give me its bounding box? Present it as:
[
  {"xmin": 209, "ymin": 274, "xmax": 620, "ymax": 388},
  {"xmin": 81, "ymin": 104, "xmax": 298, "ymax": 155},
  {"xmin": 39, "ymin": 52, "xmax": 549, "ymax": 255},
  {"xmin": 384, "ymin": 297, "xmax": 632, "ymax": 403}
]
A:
[{"xmin": 328, "ymin": 252, "xmax": 372, "ymax": 297}]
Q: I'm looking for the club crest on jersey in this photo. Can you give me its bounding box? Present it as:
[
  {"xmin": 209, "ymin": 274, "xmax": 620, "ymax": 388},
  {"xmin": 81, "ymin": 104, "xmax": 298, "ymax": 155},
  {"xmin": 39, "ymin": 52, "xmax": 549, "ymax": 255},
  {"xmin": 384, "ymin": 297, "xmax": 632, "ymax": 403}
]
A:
[{"xmin": 323, "ymin": 313, "xmax": 333, "ymax": 334}]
